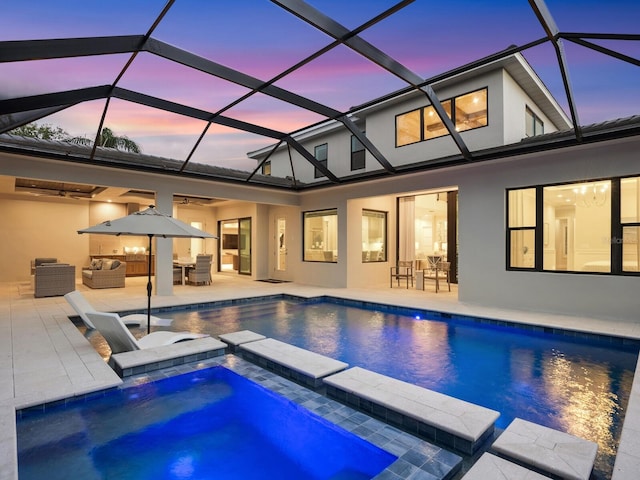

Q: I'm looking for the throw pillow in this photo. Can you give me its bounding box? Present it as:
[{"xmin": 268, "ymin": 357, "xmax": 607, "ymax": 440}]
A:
[
  {"xmin": 111, "ymin": 260, "xmax": 121, "ymax": 270},
  {"xmin": 102, "ymin": 259, "xmax": 113, "ymax": 270},
  {"xmin": 89, "ymin": 259, "xmax": 103, "ymax": 270}
]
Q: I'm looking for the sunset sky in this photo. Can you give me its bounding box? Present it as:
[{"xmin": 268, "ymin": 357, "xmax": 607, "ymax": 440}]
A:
[{"xmin": 2, "ymin": 0, "xmax": 638, "ymax": 171}]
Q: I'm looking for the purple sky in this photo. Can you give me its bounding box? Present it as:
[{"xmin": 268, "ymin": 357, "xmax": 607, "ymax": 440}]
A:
[{"xmin": 2, "ymin": 0, "xmax": 638, "ymax": 170}]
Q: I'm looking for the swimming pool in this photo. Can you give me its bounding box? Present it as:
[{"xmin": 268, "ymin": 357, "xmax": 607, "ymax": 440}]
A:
[
  {"xmin": 140, "ymin": 296, "xmax": 638, "ymax": 479},
  {"xmin": 17, "ymin": 365, "xmax": 397, "ymax": 480}
]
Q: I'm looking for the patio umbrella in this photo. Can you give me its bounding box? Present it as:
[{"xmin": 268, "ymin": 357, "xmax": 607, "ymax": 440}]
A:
[{"xmin": 78, "ymin": 205, "xmax": 216, "ymax": 333}]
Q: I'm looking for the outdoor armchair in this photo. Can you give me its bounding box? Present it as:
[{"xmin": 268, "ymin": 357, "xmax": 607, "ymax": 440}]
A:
[{"xmin": 34, "ymin": 263, "xmax": 75, "ymax": 298}]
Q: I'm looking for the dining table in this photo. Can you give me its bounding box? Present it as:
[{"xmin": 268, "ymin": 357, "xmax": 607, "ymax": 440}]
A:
[{"xmin": 173, "ymin": 259, "xmax": 196, "ymax": 285}]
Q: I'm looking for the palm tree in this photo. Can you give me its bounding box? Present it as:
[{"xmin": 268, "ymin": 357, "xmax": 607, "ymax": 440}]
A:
[{"xmin": 69, "ymin": 127, "xmax": 141, "ymax": 153}]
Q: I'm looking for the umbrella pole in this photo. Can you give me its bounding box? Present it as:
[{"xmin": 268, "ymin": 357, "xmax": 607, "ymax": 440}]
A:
[{"xmin": 146, "ymin": 234, "xmax": 152, "ymax": 335}]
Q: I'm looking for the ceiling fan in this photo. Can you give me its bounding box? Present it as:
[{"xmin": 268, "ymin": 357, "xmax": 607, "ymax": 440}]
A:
[
  {"xmin": 177, "ymin": 196, "xmax": 216, "ymax": 206},
  {"xmin": 14, "ymin": 185, "xmax": 94, "ymax": 199}
]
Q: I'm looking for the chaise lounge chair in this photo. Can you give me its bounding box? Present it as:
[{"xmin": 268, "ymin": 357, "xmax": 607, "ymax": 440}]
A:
[
  {"xmin": 85, "ymin": 311, "xmax": 209, "ymax": 355},
  {"xmin": 64, "ymin": 290, "xmax": 173, "ymax": 329}
]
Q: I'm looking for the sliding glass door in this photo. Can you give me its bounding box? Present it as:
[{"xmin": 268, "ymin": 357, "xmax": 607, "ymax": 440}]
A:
[
  {"xmin": 398, "ymin": 191, "xmax": 458, "ymax": 282},
  {"xmin": 219, "ymin": 217, "xmax": 251, "ymax": 275}
]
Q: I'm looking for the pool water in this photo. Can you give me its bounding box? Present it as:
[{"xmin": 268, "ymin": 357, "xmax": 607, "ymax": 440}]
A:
[
  {"xmin": 17, "ymin": 366, "xmax": 397, "ymax": 480},
  {"xmin": 154, "ymin": 298, "xmax": 638, "ymax": 479}
]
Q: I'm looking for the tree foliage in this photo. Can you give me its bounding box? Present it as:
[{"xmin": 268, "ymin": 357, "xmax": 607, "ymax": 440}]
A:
[
  {"xmin": 10, "ymin": 123, "xmax": 70, "ymax": 141},
  {"xmin": 69, "ymin": 127, "xmax": 141, "ymax": 153},
  {"xmin": 10, "ymin": 122, "xmax": 142, "ymax": 153}
]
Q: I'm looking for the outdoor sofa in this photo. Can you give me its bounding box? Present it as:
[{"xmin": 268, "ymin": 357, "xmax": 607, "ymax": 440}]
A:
[{"xmin": 82, "ymin": 258, "xmax": 126, "ymax": 289}]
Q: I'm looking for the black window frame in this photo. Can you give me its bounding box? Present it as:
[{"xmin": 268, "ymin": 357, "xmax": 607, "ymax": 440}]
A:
[
  {"xmin": 362, "ymin": 209, "xmax": 387, "ymax": 262},
  {"xmin": 303, "ymin": 208, "xmax": 338, "ymax": 263},
  {"xmin": 350, "ymin": 134, "xmax": 366, "ymax": 171},
  {"xmin": 395, "ymin": 87, "xmax": 488, "ymax": 148},
  {"xmin": 525, "ymin": 106, "xmax": 544, "ymax": 137},
  {"xmin": 314, "ymin": 143, "xmax": 328, "ymax": 179},
  {"xmin": 506, "ymin": 175, "xmax": 639, "ymax": 276}
]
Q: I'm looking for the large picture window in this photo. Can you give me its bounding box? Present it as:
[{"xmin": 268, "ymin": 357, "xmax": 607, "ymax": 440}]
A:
[
  {"xmin": 303, "ymin": 209, "xmax": 338, "ymax": 262},
  {"xmin": 362, "ymin": 209, "xmax": 387, "ymax": 262},
  {"xmin": 396, "ymin": 87, "xmax": 487, "ymax": 147},
  {"xmin": 507, "ymin": 176, "xmax": 640, "ymax": 275}
]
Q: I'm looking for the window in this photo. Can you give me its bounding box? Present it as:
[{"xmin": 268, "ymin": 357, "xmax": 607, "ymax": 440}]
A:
[
  {"xmin": 262, "ymin": 161, "xmax": 271, "ymax": 175},
  {"xmin": 507, "ymin": 176, "xmax": 640, "ymax": 275},
  {"xmin": 507, "ymin": 188, "xmax": 536, "ymax": 269},
  {"xmin": 314, "ymin": 143, "xmax": 328, "ymax": 178},
  {"xmin": 303, "ymin": 209, "xmax": 338, "ymax": 262},
  {"xmin": 525, "ymin": 107, "xmax": 544, "ymax": 137},
  {"xmin": 455, "ymin": 90, "xmax": 487, "ymax": 132},
  {"xmin": 351, "ymin": 135, "xmax": 365, "ymax": 171},
  {"xmin": 395, "ymin": 88, "xmax": 487, "ymax": 147},
  {"xmin": 396, "ymin": 110, "xmax": 421, "ymax": 147},
  {"xmin": 621, "ymin": 176, "xmax": 640, "ymax": 272},
  {"xmin": 423, "ymin": 101, "xmax": 452, "ymax": 140},
  {"xmin": 362, "ymin": 210, "xmax": 387, "ymax": 262},
  {"xmin": 543, "ymin": 181, "xmax": 611, "ymax": 272}
]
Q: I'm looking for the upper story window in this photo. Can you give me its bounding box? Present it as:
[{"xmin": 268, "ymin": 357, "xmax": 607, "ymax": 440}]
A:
[
  {"xmin": 525, "ymin": 106, "xmax": 544, "ymax": 137},
  {"xmin": 262, "ymin": 161, "xmax": 271, "ymax": 176},
  {"xmin": 506, "ymin": 176, "xmax": 640, "ymax": 275},
  {"xmin": 351, "ymin": 135, "xmax": 365, "ymax": 171},
  {"xmin": 396, "ymin": 87, "xmax": 488, "ymax": 147},
  {"xmin": 314, "ymin": 143, "xmax": 328, "ymax": 178}
]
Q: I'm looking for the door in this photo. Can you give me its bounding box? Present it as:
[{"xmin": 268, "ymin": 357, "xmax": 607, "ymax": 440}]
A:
[
  {"xmin": 276, "ymin": 217, "xmax": 287, "ymax": 272},
  {"xmin": 238, "ymin": 217, "xmax": 251, "ymax": 275}
]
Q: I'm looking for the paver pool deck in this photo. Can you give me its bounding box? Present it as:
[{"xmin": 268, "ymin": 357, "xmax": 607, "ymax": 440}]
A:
[{"xmin": 2, "ymin": 274, "xmax": 640, "ymax": 480}]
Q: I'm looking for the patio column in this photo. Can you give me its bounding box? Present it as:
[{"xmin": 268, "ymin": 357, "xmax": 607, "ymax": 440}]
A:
[{"xmin": 154, "ymin": 190, "xmax": 174, "ymax": 296}]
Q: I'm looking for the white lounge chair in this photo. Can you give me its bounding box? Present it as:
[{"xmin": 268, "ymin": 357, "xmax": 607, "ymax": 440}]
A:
[
  {"xmin": 85, "ymin": 311, "xmax": 208, "ymax": 355},
  {"xmin": 64, "ymin": 290, "xmax": 173, "ymax": 329}
]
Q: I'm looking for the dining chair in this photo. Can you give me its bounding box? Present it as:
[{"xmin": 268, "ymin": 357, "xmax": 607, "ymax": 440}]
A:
[{"xmin": 390, "ymin": 260, "xmax": 413, "ymax": 288}]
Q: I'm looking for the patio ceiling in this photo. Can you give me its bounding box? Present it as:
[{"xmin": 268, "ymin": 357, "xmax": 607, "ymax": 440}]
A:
[{"xmin": 0, "ymin": 0, "xmax": 638, "ymax": 189}]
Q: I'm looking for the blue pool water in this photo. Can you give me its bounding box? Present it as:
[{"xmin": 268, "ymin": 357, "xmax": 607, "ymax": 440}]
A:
[
  {"xmin": 17, "ymin": 366, "xmax": 397, "ymax": 480},
  {"xmin": 153, "ymin": 297, "xmax": 638, "ymax": 478}
]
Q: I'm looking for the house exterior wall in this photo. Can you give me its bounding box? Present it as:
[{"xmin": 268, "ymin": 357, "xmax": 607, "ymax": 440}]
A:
[
  {"xmin": 0, "ymin": 196, "xmax": 90, "ymax": 282},
  {"xmin": 502, "ymin": 70, "xmax": 559, "ymax": 144},
  {"xmin": 364, "ymin": 69, "xmax": 506, "ymax": 169},
  {"xmin": 257, "ymin": 65, "xmax": 564, "ymax": 184},
  {"xmin": 457, "ymin": 136, "xmax": 639, "ymax": 322}
]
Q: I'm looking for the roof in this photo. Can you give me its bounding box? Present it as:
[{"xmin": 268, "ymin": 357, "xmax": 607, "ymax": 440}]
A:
[{"xmin": 0, "ymin": 1, "xmax": 638, "ymax": 188}]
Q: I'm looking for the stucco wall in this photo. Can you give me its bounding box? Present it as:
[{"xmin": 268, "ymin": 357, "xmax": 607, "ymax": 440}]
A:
[
  {"xmin": 0, "ymin": 197, "xmax": 89, "ymax": 282},
  {"xmin": 457, "ymin": 136, "xmax": 640, "ymax": 322}
]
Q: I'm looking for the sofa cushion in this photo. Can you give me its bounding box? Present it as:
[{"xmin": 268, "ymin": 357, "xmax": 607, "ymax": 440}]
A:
[
  {"xmin": 110, "ymin": 259, "xmax": 121, "ymax": 270},
  {"xmin": 102, "ymin": 259, "xmax": 113, "ymax": 270}
]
